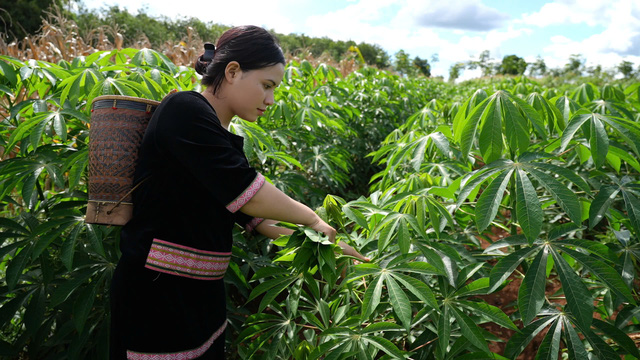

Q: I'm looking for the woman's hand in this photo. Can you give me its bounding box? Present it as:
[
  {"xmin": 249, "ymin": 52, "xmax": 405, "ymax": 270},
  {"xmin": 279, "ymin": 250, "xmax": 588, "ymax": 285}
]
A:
[
  {"xmin": 337, "ymin": 241, "xmax": 370, "ymax": 262},
  {"xmin": 308, "ymin": 217, "xmax": 337, "ymax": 243}
]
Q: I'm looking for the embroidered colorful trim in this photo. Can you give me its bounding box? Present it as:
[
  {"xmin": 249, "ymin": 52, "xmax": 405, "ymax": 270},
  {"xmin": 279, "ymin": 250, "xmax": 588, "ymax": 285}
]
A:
[
  {"xmin": 126, "ymin": 320, "xmax": 227, "ymax": 359},
  {"xmin": 226, "ymin": 173, "xmax": 265, "ymax": 213},
  {"xmin": 245, "ymin": 217, "xmax": 264, "ymax": 232},
  {"xmin": 145, "ymin": 239, "xmax": 231, "ymax": 280}
]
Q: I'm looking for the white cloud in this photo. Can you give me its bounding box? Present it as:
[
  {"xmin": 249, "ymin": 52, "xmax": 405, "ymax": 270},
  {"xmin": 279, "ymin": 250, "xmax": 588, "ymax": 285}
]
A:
[
  {"xmin": 401, "ymin": 0, "xmax": 510, "ymax": 31},
  {"xmin": 79, "ymin": 0, "xmax": 640, "ymax": 80},
  {"xmin": 82, "ymin": 0, "xmax": 301, "ymax": 34},
  {"xmin": 520, "ymin": 0, "xmax": 608, "ymax": 27}
]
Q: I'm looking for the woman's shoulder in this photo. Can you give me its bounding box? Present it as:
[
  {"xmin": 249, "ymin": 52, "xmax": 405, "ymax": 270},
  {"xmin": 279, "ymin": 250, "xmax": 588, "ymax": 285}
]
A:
[{"xmin": 160, "ymin": 91, "xmax": 212, "ymax": 113}]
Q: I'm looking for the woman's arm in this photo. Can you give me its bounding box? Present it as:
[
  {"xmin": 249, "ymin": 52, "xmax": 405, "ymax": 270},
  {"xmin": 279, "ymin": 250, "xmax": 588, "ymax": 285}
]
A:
[
  {"xmin": 240, "ymin": 181, "xmax": 336, "ymax": 241},
  {"xmin": 255, "ymin": 219, "xmax": 370, "ymax": 262},
  {"xmin": 254, "ymin": 219, "xmax": 294, "ymax": 239},
  {"xmin": 243, "ymin": 182, "xmax": 369, "ymax": 262}
]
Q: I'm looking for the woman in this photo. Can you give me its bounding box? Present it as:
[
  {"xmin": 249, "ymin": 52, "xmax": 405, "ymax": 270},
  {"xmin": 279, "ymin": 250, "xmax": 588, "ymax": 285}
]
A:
[{"xmin": 110, "ymin": 25, "xmax": 366, "ymax": 359}]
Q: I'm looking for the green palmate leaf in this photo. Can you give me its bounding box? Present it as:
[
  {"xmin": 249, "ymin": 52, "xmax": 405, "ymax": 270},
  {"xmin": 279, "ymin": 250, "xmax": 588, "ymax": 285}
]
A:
[
  {"xmin": 600, "ymin": 115, "xmax": 640, "ymax": 156},
  {"xmin": 589, "ymin": 115, "xmax": 609, "ymax": 167},
  {"xmin": 0, "ymin": 218, "xmax": 29, "ymax": 235},
  {"xmin": 609, "ymin": 145, "xmax": 640, "ymax": 173},
  {"xmin": 392, "ymin": 261, "xmax": 443, "ymax": 276},
  {"xmin": 0, "ymin": 58, "xmax": 18, "ymax": 86},
  {"xmin": 411, "ymin": 135, "xmax": 429, "ymax": 172},
  {"xmin": 258, "ymin": 276, "xmax": 297, "ymax": 312},
  {"xmin": 559, "ymin": 112, "xmax": 592, "ymax": 152},
  {"xmin": 456, "ymin": 300, "xmax": 518, "ymax": 331},
  {"xmin": 452, "ymin": 97, "xmax": 471, "ymax": 140},
  {"xmin": 6, "ymin": 243, "xmax": 33, "ymax": 291},
  {"xmin": 504, "ymin": 316, "xmax": 558, "ymax": 359},
  {"xmin": 615, "ymin": 305, "xmax": 640, "ymax": 328},
  {"xmin": 478, "ymin": 96, "xmax": 503, "ymax": 163},
  {"xmin": 592, "ymin": 319, "xmax": 640, "ymax": 357},
  {"xmin": 484, "ymin": 234, "xmax": 528, "ymax": 252},
  {"xmin": 622, "ymin": 190, "xmax": 640, "ymax": 236},
  {"xmin": 475, "ymin": 169, "xmax": 514, "ymax": 232},
  {"xmin": 397, "ymin": 218, "xmax": 410, "ymax": 254},
  {"xmin": 0, "ymin": 292, "xmax": 29, "ymax": 329},
  {"xmin": 453, "ymin": 278, "xmax": 490, "ymax": 297},
  {"xmin": 550, "ymin": 247, "xmax": 593, "ymax": 329},
  {"xmin": 589, "ymin": 185, "xmax": 619, "ymax": 228},
  {"xmin": 501, "ymin": 94, "xmax": 530, "ymax": 154},
  {"xmin": 321, "ymin": 342, "xmax": 352, "ymax": 360},
  {"xmin": 23, "ymin": 287, "xmax": 45, "ymax": 335},
  {"xmin": 515, "ymin": 168, "xmax": 542, "ymax": 243},
  {"xmin": 49, "ymin": 268, "xmax": 96, "ymax": 307},
  {"xmin": 455, "ymin": 263, "xmax": 485, "ymax": 289},
  {"xmin": 578, "ymin": 325, "xmax": 621, "ymax": 360},
  {"xmin": 375, "ymin": 212, "xmax": 403, "ymax": 252},
  {"xmin": 236, "ymin": 320, "xmax": 279, "ymax": 344},
  {"xmin": 85, "ymin": 224, "xmax": 105, "ymax": 257},
  {"xmin": 391, "ymin": 273, "xmax": 439, "ymax": 309},
  {"xmin": 519, "ymin": 246, "xmax": 549, "ymax": 325},
  {"xmin": 455, "ymin": 353, "xmax": 509, "ymax": 360},
  {"xmin": 248, "ymin": 276, "xmax": 296, "ymax": 302},
  {"xmin": 438, "ymin": 305, "xmax": 451, "ymax": 355},
  {"xmin": 489, "ymin": 246, "xmax": 540, "ymax": 292},
  {"xmin": 621, "ymin": 251, "xmax": 635, "ymax": 289},
  {"xmin": 362, "ymin": 322, "xmax": 404, "ymax": 333},
  {"xmin": 510, "ymin": 93, "xmax": 546, "ymax": 136},
  {"xmin": 415, "ymin": 244, "xmax": 452, "ymax": 281},
  {"xmin": 563, "ymin": 317, "xmax": 589, "ymax": 360},
  {"xmin": 342, "ymin": 205, "xmax": 369, "ymax": 230},
  {"xmin": 459, "ymin": 96, "xmax": 492, "ymax": 159},
  {"xmin": 526, "ymin": 168, "xmax": 582, "ymax": 225},
  {"xmin": 555, "ymin": 239, "xmax": 615, "ymax": 261},
  {"xmin": 362, "ymin": 335, "xmax": 406, "ymax": 359},
  {"xmin": 529, "ymin": 162, "xmax": 590, "ymax": 193},
  {"xmin": 385, "ymin": 276, "xmax": 412, "ymax": 330},
  {"xmin": 450, "ymin": 306, "xmax": 490, "ymax": 353},
  {"xmin": 361, "ymin": 274, "xmax": 385, "ymax": 320},
  {"xmin": 558, "ymin": 246, "xmax": 635, "ymax": 304},
  {"xmin": 534, "ymin": 319, "xmax": 562, "ymax": 360},
  {"xmin": 73, "ymin": 282, "xmax": 98, "ymax": 333},
  {"xmin": 318, "ymin": 298, "xmax": 331, "ymax": 328},
  {"xmin": 456, "ymin": 160, "xmax": 512, "ymax": 208}
]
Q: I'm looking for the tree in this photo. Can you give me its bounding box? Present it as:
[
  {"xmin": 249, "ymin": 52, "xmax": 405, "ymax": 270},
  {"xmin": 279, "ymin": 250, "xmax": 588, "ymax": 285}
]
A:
[
  {"xmin": 586, "ymin": 64, "xmax": 603, "ymax": 78},
  {"xmin": 449, "ymin": 62, "xmax": 465, "ymax": 82},
  {"xmin": 498, "ymin": 54, "xmax": 527, "ymax": 76},
  {"xmin": 357, "ymin": 42, "xmax": 390, "ymax": 68},
  {"xmin": 0, "ymin": 0, "xmax": 71, "ymax": 39},
  {"xmin": 564, "ymin": 54, "xmax": 584, "ymax": 76},
  {"xmin": 617, "ymin": 60, "xmax": 635, "ymax": 79},
  {"xmin": 467, "ymin": 50, "xmax": 494, "ymax": 77},
  {"xmin": 528, "ymin": 56, "xmax": 547, "ymax": 77},
  {"xmin": 412, "ymin": 56, "xmax": 431, "ymax": 77},
  {"xmin": 394, "ymin": 49, "xmax": 413, "ymax": 77}
]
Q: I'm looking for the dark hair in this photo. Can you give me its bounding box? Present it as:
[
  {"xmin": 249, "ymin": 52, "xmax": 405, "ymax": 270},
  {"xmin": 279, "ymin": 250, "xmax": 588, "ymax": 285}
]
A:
[{"xmin": 194, "ymin": 26, "xmax": 285, "ymax": 94}]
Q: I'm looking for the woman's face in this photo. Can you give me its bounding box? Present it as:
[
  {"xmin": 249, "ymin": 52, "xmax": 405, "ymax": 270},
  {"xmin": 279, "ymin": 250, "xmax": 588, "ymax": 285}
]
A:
[{"xmin": 227, "ymin": 63, "xmax": 285, "ymax": 122}]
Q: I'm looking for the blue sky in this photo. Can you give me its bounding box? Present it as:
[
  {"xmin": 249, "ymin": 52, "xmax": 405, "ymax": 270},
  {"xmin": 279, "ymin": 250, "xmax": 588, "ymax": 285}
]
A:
[{"xmin": 80, "ymin": 0, "xmax": 640, "ymax": 80}]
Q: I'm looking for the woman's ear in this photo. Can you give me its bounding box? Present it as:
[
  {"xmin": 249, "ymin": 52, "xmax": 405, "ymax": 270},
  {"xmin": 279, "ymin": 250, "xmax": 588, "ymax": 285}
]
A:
[{"xmin": 225, "ymin": 61, "xmax": 241, "ymax": 83}]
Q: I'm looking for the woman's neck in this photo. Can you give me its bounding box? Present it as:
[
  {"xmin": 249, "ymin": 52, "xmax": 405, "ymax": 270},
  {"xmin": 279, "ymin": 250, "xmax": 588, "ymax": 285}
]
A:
[{"xmin": 201, "ymin": 90, "xmax": 232, "ymax": 130}]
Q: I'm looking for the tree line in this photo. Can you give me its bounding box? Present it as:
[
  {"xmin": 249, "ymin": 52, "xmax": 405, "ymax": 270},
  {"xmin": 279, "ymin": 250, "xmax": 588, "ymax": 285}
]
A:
[
  {"xmin": 1, "ymin": 0, "xmax": 638, "ymax": 82},
  {"xmin": 445, "ymin": 50, "xmax": 640, "ymax": 82}
]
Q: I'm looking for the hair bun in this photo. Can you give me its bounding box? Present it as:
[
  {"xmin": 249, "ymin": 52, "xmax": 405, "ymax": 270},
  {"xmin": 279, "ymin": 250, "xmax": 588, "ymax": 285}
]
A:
[{"xmin": 194, "ymin": 43, "xmax": 216, "ymax": 75}]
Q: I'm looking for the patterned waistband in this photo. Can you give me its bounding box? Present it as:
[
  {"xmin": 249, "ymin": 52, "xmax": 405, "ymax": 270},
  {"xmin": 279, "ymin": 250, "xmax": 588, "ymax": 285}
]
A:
[
  {"xmin": 145, "ymin": 238, "xmax": 231, "ymax": 280},
  {"xmin": 127, "ymin": 320, "xmax": 227, "ymax": 359}
]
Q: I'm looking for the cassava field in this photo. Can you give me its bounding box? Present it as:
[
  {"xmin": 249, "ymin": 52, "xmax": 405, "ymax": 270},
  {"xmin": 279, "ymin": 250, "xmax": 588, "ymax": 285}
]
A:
[{"xmin": 1, "ymin": 22, "xmax": 640, "ymax": 360}]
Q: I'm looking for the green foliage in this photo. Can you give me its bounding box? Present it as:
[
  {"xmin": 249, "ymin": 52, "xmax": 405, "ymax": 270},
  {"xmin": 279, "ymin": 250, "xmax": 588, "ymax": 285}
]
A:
[
  {"xmin": 498, "ymin": 55, "xmax": 527, "ymax": 76},
  {"xmin": 0, "ymin": 0, "xmax": 71, "ymax": 39},
  {"xmin": 1, "ymin": 47, "xmax": 640, "ymax": 360}
]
